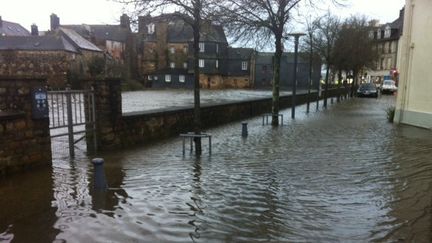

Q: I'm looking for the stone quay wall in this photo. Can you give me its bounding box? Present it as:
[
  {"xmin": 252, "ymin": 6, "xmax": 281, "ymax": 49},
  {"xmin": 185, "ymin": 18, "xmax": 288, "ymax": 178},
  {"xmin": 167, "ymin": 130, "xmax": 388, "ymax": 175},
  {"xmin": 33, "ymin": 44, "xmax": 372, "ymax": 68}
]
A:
[
  {"xmin": 0, "ymin": 77, "xmax": 52, "ymax": 177},
  {"xmin": 92, "ymin": 78, "xmax": 349, "ymax": 150}
]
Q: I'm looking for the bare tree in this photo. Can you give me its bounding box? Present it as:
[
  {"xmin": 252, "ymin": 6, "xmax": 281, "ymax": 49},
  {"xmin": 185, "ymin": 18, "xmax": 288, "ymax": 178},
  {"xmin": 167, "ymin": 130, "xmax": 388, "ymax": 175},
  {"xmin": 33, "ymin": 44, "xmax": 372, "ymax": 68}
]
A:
[
  {"xmin": 216, "ymin": 1, "xmax": 344, "ymax": 125},
  {"xmin": 117, "ymin": 0, "xmax": 215, "ymax": 155},
  {"xmin": 311, "ymin": 11, "xmax": 340, "ymax": 109},
  {"xmin": 333, "ymin": 16, "xmax": 378, "ymax": 96}
]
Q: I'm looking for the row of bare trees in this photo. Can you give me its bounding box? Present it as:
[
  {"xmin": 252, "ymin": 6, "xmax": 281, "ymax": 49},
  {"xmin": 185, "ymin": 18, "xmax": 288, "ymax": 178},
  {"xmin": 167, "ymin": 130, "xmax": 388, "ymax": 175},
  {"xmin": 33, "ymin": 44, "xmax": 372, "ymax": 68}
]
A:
[
  {"xmin": 304, "ymin": 12, "xmax": 378, "ymax": 106},
  {"xmin": 116, "ymin": 0, "xmax": 376, "ymax": 155}
]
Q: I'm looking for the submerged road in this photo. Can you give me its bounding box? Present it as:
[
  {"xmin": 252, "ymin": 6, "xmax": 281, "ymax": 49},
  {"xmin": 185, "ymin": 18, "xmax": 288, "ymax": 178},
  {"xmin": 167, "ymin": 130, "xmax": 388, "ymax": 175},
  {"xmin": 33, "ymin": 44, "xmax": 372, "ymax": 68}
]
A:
[{"xmin": 1, "ymin": 95, "xmax": 432, "ymax": 242}]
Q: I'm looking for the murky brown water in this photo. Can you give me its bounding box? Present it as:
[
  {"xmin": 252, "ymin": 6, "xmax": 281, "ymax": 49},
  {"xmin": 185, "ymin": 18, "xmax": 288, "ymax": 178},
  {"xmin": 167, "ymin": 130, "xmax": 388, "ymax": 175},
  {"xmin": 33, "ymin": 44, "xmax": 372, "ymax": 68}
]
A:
[{"xmin": 1, "ymin": 95, "xmax": 432, "ymax": 242}]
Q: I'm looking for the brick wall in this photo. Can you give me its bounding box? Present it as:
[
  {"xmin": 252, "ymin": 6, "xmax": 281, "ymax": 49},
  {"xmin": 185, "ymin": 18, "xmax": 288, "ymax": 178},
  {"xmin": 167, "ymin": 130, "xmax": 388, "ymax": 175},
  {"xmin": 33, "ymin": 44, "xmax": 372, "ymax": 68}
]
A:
[{"xmin": 0, "ymin": 77, "xmax": 52, "ymax": 177}]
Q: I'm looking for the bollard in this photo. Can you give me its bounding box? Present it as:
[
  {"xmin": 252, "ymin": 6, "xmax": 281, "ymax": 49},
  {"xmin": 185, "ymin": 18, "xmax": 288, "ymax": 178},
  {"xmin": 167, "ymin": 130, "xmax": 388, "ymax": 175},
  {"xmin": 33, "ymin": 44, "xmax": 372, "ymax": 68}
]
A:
[
  {"xmin": 242, "ymin": 122, "xmax": 248, "ymax": 137},
  {"xmin": 92, "ymin": 158, "xmax": 107, "ymax": 190}
]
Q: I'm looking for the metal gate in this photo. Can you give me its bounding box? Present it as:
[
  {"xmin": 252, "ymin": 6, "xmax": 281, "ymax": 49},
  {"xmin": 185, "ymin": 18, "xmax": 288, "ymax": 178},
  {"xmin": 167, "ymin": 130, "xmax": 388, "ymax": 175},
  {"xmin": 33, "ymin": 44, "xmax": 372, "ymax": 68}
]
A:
[{"xmin": 48, "ymin": 86, "xmax": 97, "ymax": 157}]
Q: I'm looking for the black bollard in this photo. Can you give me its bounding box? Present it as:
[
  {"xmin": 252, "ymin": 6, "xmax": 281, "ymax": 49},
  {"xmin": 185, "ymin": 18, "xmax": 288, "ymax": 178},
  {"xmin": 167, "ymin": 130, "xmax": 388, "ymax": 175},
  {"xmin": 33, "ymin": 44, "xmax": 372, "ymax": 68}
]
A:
[
  {"xmin": 241, "ymin": 122, "xmax": 248, "ymax": 137},
  {"xmin": 92, "ymin": 158, "xmax": 107, "ymax": 190}
]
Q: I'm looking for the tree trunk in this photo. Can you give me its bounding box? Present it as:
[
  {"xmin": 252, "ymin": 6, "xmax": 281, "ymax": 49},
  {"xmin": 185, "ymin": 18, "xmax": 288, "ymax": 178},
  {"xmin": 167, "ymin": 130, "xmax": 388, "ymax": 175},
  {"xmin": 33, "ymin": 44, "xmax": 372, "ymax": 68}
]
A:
[
  {"xmin": 272, "ymin": 36, "xmax": 282, "ymax": 126},
  {"xmin": 350, "ymin": 70, "xmax": 358, "ymax": 97},
  {"xmin": 307, "ymin": 40, "xmax": 313, "ymax": 113},
  {"xmin": 323, "ymin": 64, "xmax": 330, "ymax": 108},
  {"xmin": 192, "ymin": 21, "xmax": 202, "ymax": 155}
]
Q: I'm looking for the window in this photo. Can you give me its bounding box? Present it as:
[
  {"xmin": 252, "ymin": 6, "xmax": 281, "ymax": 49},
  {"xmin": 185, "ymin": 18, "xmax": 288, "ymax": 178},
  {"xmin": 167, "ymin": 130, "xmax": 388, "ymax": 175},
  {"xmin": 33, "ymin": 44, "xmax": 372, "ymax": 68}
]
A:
[
  {"xmin": 170, "ymin": 47, "xmax": 175, "ymax": 54},
  {"xmin": 148, "ymin": 75, "xmax": 153, "ymax": 80},
  {"xmin": 147, "ymin": 23, "xmax": 155, "ymax": 34},
  {"xmin": 384, "ymin": 26, "xmax": 391, "ymax": 38},
  {"xmin": 216, "ymin": 60, "xmax": 219, "ymax": 69},
  {"xmin": 183, "ymin": 46, "xmax": 188, "ymax": 54},
  {"xmin": 183, "ymin": 62, "xmax": 188, "ymax": 69},
  {"xmin": 199, "ymin": 42, "xmax": 205, "ymax": 52},
  {"xmin": 179, "ymin": 75, "xmax": 185, "ymax": 83},
  {"xmin": 199, "ymin": 59, "xmax": 205, "ymax": 68},
  {"xmin": 242, "ymin": 61, "xmax": 248, "ymax": 71},
  {"xmin": 165, "ymin": 75, "xmax": 171, "ymax": 82},
  {"xmin": 387, "ymin": 58, "xmax": 392, "ymax": 70},
  {"xmin": 216, "ymin": 44, "xmax": 219, "ymax": 53},
  {"xmin": 170, "ymin": 62, "xmax": 175, "ymax": 68}
]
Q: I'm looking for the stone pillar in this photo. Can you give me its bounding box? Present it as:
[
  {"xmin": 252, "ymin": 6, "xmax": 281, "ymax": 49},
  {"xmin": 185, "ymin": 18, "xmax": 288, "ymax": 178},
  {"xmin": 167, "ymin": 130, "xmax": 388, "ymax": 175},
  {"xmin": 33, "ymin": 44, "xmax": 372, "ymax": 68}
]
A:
[
  {"xmin": 0, "ymin": 77, "xmax": 51, "ymax": 177},
  {"xmin": 84, "ymin": 78, "xmax": 122, "ymax": 151}
]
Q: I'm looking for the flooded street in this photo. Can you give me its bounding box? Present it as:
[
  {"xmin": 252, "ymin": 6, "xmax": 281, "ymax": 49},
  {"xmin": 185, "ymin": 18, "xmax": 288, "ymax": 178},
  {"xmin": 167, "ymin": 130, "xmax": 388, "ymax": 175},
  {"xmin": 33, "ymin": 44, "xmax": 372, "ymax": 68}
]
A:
[
  {"xmin": 2, "ymin": 95, "xmax": 432, "ymax": 242},
  {"xmin": 122, "ymin": 89, "xmax": 294, "ymax": 113}
]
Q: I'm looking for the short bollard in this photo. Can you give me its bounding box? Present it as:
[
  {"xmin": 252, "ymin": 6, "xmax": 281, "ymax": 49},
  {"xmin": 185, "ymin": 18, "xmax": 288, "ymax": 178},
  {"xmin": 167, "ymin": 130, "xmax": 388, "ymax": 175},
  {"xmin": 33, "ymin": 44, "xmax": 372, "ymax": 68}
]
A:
[
  {"xmin": 92, "ymin": 158, "xmax": 107, "ymax": 190},
  {"xmin": 242, "ymin": 122, "xmax": 248, "ymax": 137}
]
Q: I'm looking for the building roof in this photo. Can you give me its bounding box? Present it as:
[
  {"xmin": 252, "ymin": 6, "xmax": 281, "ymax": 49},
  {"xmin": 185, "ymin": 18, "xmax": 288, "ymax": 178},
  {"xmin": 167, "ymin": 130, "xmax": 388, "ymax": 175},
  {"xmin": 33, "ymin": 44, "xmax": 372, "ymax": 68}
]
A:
[
  {"xmin": 0, "ymin": 19, "xmax": 30, "ymax": 36},
  {"xmin": 59, "ymin": 27, "xmax": 102, "ymax": 52},
  {"xmin": 0, "ymin": 35, "xmax": 78, "ymax": 52},
  {"xmin": 142, "ymin": 14, "xmax": 228, "ymax": 43},
  {"xmin": 228, "ymin": 47, "xmax": 255, "ymax": 59},
  {"xmin": 0, "ymin": 28, "xmax": 103, "ymax": 53},
  {"xmin": 62, "ymin": 24, "xmax": 129, "ymax": 42}
]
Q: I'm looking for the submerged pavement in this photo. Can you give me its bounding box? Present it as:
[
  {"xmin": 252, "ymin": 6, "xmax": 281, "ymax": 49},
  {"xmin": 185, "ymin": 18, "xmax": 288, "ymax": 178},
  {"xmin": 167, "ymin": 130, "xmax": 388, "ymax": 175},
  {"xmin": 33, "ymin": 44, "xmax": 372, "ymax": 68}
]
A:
[
  {"xmin": 2, "ymin": 95, "xmax": 432, "ymax": 242},
  {"xmin": 122, "ymin": 89, "xmax": 298, "ymax": 113}
]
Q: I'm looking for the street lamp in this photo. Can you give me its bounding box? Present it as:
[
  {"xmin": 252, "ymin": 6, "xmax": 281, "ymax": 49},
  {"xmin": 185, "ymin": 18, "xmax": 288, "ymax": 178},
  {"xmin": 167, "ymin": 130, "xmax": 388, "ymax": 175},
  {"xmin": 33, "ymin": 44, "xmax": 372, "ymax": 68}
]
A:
[{"xmin": 287, "ymin": 33, "xmax": 306, "ymax": 119}]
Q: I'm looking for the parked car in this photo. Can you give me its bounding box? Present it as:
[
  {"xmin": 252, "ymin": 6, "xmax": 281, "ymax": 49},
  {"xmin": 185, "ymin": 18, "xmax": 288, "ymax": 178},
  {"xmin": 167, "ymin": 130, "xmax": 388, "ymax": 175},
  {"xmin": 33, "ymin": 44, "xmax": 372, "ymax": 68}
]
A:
[
  {"xmin": 381, "ymin": 80, "xmax": 398, "ymax": 94},
  {"xmin": 357, "ymin": 83, "xmax": 378, "ymax": 98}
]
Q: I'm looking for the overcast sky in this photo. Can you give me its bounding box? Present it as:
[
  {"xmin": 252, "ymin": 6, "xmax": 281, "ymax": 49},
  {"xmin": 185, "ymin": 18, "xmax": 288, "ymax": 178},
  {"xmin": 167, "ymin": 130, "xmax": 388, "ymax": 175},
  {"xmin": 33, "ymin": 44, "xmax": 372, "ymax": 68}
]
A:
[{"xmin": 1, "ymin": 0, "xmax": 405, "ymax": 31}]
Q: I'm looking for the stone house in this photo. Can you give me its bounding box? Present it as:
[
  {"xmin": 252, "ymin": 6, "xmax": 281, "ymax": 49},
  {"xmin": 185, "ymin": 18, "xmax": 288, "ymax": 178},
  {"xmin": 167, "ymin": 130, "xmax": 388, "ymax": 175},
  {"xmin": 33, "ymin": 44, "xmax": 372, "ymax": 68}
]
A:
[
  {"xmin": 0, "ymin": 28, "xmax": 103, "ymax": 88},
  {"xmin": 50, "ymin": 14, "xmax": 133, "ymax": 66},
  {"xmin": 395, "ymin": 0, "xmax": 432, "ymax": 129},
  {"xmin": 137, "ymin": 14, "xmax": 250, "ymax": 89},
  {"xmin": 225, "ymin": 48, "xmax": 255, "ymax": 89},
  {"xmin": 368, "ymin": 8, "xmax": 404, "ymax": 85}
]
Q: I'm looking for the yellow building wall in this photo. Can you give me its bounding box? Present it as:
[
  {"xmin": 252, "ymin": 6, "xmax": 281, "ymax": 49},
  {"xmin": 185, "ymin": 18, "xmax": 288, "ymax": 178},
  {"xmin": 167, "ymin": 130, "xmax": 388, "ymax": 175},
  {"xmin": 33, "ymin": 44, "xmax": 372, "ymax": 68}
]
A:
[{"xmin": 395, "ymin": 0, "xmax": 432, "ymax": 129}]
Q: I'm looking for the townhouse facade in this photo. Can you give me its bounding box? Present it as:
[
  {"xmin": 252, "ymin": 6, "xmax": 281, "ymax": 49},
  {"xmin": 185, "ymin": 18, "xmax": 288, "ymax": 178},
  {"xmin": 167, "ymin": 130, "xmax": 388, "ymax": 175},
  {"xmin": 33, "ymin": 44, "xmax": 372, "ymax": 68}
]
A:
[{"xmin": 368, "ymin": 8, "xmax": 404, "ymax": 85}]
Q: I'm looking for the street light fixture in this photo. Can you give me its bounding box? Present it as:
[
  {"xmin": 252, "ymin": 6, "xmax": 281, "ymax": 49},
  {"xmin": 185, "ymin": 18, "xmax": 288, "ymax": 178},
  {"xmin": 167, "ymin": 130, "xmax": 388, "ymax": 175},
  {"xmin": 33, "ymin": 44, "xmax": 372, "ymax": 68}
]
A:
[{"xmin": 287, "ymin": 33, "xmax": 306, "ymax": 119}]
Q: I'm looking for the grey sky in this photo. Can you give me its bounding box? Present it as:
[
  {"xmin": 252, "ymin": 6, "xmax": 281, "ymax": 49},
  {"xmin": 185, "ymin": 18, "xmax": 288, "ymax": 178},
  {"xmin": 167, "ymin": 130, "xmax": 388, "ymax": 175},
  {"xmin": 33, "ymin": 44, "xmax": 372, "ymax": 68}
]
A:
[{"xmin": 1, "ymin": 0, "xmax": 405, "ymax": 32}]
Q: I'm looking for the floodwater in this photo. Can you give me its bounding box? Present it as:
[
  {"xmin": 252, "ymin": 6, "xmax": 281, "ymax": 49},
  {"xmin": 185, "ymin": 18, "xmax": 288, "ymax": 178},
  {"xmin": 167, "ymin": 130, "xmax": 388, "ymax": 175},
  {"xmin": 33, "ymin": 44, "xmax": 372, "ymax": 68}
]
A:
[
  {"xmin": 2, "ymin": 95, "xmax": 432, "ymax": 242},
  {"xmin": 122, "ymin": 89, "xmax": 295, "ymax": 113}
]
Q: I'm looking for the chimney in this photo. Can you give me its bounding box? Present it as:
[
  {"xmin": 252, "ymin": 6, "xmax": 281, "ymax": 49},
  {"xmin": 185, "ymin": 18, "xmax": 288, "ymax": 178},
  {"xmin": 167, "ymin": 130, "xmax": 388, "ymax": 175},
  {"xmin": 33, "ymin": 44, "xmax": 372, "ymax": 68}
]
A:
[
  {"xmin": 50, "ymin": 13, "xmax": 60, "ymax": 30},
  {"xmin": 31, "ymin": 24, "xmax": 39, "ymax": 36},
  {"xmin": 138, "ymin": 16, "xmax": 146, "ymax": 33},
  {"xmin": 0, "ymin": 16, "xmax": 3, "ymax": 28},
  {"xmin": 120, "ymin": 14, "xmax": 130, "ymax": 30}
]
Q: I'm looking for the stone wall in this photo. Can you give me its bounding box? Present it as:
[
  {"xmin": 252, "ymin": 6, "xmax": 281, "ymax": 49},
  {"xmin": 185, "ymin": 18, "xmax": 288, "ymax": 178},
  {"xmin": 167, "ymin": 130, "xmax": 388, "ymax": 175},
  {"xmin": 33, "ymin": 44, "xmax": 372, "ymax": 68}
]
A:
[
  {"xmin": 0, "ymin": 77, "xmax": 52, "ymax": 177},
  {"xmin": 91, "ymin": 78, "xmax": 349, "ymax": 150},
  {"xmin": 0, "ymin": 51, "xmax": 72, "ymax": 88}
]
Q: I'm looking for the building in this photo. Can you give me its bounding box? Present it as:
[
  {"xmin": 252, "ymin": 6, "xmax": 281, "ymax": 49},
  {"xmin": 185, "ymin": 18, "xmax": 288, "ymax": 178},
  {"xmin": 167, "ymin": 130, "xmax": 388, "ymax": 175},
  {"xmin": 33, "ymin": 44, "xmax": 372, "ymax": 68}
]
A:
[
  {"xmin": 254, "ymin": 52, "xmax": 321, "ymax": 90},
  {"xmin": 394, "ymin": 0, "xmax": 432, "ymax": 129},
  {"xmin": 368, "ymin": 9, "xmax": 404, "ymax": 85},
  {"xmin": 0, "ymin": 28, "xmax": 103, "ymax": 87},
  {"xmin": 138, "ymin": 14, "xmax": 235, "ymax": 89},
  {"xmin": 50, "ymin": 14, "xmax": 133, "ymax": 64},
  {"xmin": 0, "ymin": 16, "xmax": 30, "ymax": 36}
]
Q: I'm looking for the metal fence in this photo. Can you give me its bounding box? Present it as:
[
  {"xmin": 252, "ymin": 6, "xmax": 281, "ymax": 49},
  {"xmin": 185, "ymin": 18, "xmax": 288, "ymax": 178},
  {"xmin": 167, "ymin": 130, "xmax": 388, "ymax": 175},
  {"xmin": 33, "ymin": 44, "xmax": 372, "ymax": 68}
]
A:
[{"xmin": 48, "ymin": 86, "xmax": 96, "ymax": 157}]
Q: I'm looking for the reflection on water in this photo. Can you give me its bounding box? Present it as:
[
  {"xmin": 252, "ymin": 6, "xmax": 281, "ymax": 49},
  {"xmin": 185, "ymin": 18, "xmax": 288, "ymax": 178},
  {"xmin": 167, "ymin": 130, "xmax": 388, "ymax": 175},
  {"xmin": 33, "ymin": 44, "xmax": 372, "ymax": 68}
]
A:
[{"xmin": 1, "ymin": 96, "xmax": 432, "ymax": 242}]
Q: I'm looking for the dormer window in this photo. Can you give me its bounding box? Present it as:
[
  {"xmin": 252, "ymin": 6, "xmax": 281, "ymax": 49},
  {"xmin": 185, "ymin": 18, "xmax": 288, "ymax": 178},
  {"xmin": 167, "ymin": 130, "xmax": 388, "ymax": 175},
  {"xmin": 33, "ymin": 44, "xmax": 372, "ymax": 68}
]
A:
[
  {"xmin": 147, "ymin": 23, "xmax": 155, "ymax": 34},
  {"xmin": 384, "ymin": 26, "xmax": 391, "ymax": 38}
]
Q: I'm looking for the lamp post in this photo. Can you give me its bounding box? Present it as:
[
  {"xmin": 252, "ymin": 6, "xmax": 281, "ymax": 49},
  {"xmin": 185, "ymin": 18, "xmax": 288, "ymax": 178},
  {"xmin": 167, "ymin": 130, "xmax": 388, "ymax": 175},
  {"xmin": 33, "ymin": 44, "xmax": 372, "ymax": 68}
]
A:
[{"xmin": 288, "ymin": 33, "xmax": 306, "ymax": 119}]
